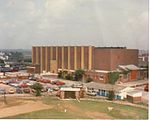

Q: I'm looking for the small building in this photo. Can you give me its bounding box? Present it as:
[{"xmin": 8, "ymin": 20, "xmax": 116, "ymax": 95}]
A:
[
  {"xmin": 84, "ymin": 70, "xmax": 110, "ymax": 83},
  {"xmin": 118, "ymin": 64, "xmax": 148, "ymax": 82},
  {"xmin": 126, "ymin": 90, "xmax": 142, "ymax": 103},
  {"xmin": 85, "ymin": 82, "xmax": 135, "ymax": 100},
  {"xmin": 59, "ymin": 87, "xmax": 81, "ymax": 100}
]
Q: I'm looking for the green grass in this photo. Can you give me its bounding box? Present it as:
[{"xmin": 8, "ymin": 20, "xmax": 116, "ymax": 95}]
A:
[{"xmin": 3, "ymin": 97, "xmax": 148, "ymax": 119}]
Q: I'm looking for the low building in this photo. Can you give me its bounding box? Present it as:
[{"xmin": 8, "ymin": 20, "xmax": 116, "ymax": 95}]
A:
[
  {"xmin": 85, "ymin": 82, "xmax": 135, "ymax": 100},
  {"xmin": 126, "ymin": 90, "xmax": 142, "ymax": 103},
  {"xmin": 118, "ymin": 64, "xmax": 148, "ymax": 82},
  {"xmin": 84, "ymin": 70, "xmax": 110, "ymax": 83},
  {"xmin": 59, "ymin": 87, "xmax": 81, "ymax": 100}
]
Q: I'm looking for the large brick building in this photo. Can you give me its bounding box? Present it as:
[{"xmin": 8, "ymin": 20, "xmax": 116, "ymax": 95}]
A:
[{"xmin": 31, "ymin": 46, "xmax": 138, "ymax": 74}]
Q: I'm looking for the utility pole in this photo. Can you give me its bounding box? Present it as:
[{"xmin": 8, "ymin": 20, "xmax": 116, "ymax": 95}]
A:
[{"xmin": 3, "ymin": 91, "xmax": 7, "ymax": 104}]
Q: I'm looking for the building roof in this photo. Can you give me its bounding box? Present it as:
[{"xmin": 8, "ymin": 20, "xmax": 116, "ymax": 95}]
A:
[
  {"xmin": 84, "ymin": 82, "xmax": 126, "ymax": 92},
  {"xmin": 60, "ymin": 87, "xmax": 80, "ymax": 91},
  {"xmin": 94, "ymin": 70, "xmax": 110, "ymax": 73},
  {"xmin": 95, "ymin": 47, "xmax": 126, "ymax": 49},
  {"xmin": 127, "ymin": 90, "xmax": 142, "ymax": 96},
  {"xmin": 119, "ymin": 64, "xmax": 140, "ymax": 71},
  {"xmin": 120, "ymin": 79, "xmax": 148, "ymax": 87}
]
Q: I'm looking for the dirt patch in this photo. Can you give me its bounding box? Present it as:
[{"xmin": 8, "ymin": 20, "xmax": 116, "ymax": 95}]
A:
[
  {"xmin": 120, "ymin": 109, "xmax": 137, "ymax": 117},
  {"xmin": 0, "ymin": 100, "xmax": 52, "ymax": 118},
  {"xmin": 85, "ymin": 111, "xmax": 113, "ymax": 119}
]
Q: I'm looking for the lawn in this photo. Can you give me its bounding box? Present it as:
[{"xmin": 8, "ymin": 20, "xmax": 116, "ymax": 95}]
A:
[{"xmin": 4, "ymin": 96, "xmax": 148, "ymax": 119}]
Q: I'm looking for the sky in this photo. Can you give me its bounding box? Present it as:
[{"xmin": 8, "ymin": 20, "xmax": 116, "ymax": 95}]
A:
[{"xmin": 0, "ymin": 0, "xmax": 148, "ymax": 50}]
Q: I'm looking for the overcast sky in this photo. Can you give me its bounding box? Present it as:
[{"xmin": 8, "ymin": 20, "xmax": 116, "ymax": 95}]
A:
[{"xmin": 0, "ymin": 0, "xmax": 148, "ymax": 50}]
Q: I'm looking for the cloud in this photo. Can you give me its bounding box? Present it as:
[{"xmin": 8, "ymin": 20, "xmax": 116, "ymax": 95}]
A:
[{"xmin": 0, "ymin": 0, "xmax": 148, "ymax": 50}]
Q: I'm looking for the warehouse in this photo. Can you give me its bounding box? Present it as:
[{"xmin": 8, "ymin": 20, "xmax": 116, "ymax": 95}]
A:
[{"xmin": 31, "ymin": 46, "xmax": 138, "ymax": 74}]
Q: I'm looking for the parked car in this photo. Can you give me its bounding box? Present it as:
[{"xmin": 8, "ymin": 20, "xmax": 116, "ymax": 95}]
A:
[
  {"xmin": 8, "ymin": 88, "xmax": 15, "ymax": 94},
  {"xmin": 2, "ymin": 80, "xmax": 11, "ymax": 85},
  {"xmin": 23, "ymin": 88, "xmax": 30, "ymax": 93},
  {"xmin": 86, "ymin": 90, "xmax": 97, "ymax": 96},
  {"xmin": 9, "ymin": 83, "xmax": 20, "ymax": 88},
  {"xmin": 47, "ymin": 88, "xmax": 53, "ymax": 92},
  {"xmin": 16, "ymin": 88, "xmax": 23, "ymax": 94},
  {"xmin": 29, "ymin": 77, "xmax": 37, "ymax": 81},
  {"xmin": 19, "ymin": 83, "xmax": 28, "ymax": 88},
  {"xmin": 0, "ymin": 88, "xmax": 6, "ymax": 94},
  {"xmin": 53, "ymin": 86, "xmax": 59, "ymax": 91},
  {"xmin": 55, "ymin": 81, "xmax": 65, "ymax": 85}
]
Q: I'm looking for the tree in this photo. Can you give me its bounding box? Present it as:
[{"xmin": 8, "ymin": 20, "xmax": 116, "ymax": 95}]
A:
[
  {"xmin": 65, "ymin": 74, "xmax": 73, "ymax": 80},
  {"xmin": 107, "ymin": 91, "xmax": 115, "ymax": 100},
  {"xmin": 108, "ymin": 72, "xmax": 120, "ymax": 85},
  {"xmin": 107, "ymin": 72, "xmax": 120, "ymax": 100},
  {"xmin": 74, "ymin": 69, "xmax": 85, "ymax": 81},
  {"xmin": 0, "ymin": 59, "xmax": 4, "ymax": 63},
  {"xmin": 31, "ymin": 83, "xmax": 43, "ymax": 96},
  {"xmin": 58, "ymin": 71, "xmax": 63, "ymax": 78}
]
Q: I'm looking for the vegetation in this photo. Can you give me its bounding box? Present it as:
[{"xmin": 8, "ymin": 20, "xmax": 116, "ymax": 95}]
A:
[
  {"xmin": 58, "ymin": 69, "xmax": 85, "ymax": 81},
  {"xmin": 5, "ymin": 97, "xmax": 148, "ymax": 119},
  {"xmin": 0, "ymin": 59, "xmax": 4, "ymax": 63},
  {"xmin": 107, "ymin": 91, "xmax": 115, "ymax": 100},
  {"xmin": 58, "ymin": 71, "xmax": 63, "ymax": 78},
  {"xmin": 9, "ymin": 52, "xmax": 24, "ymax": 62},
  {"xmin": 108, "ymin": 72, "xmax": 120, "ymax": 85},
  {"xmin": 30, "ymin": 83, "xmax": 43, "ymax": 96},
  {"xmin": 65, "ymin": 73, "xmax": 73, "ymax": 80},
  {"xmin": 86, "ymin": 77, "xmax": 93, "ymax": 83},
  {"xmin": 74, "ymin": 69, "xmax": 85, "ymax": 81},
  {"xmin": 58, "ymin": 71, "xmax": 68, "ymax": 79}
]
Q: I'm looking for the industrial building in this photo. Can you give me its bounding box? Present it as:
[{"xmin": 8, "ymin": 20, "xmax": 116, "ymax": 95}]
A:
[{"xmin": 31, "ymin": 46, "xmax": 138, "ymax": 74}]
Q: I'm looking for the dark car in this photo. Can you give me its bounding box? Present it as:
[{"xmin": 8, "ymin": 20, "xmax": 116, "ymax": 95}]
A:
[
  {"xmin": 23, "ymin": 88, "xmax": 30, "ymax": 93},
  {"xmin": 29, "ymin": 77, "xmax": 37, "ymax": 81},
  {"xmin": 16, "ymin": 88, "xmax": 23, "ymax": 94},
  {"xmin": 0, "ymin": 88, "xmax": 6, "ymax": 94}
]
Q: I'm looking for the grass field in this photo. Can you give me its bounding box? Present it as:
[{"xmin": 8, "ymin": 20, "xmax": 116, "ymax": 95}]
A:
[{"xmin": 4, "ymin": 96, "xmax": 148, "ymax": 119}]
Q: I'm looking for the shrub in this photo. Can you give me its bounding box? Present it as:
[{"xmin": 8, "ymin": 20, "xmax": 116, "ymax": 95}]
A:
[{"xmin": 107, "ymin": 90, "xmax": 115, "ymax": 100}]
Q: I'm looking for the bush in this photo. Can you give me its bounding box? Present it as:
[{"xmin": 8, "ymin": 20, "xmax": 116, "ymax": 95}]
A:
[
  {"xmin": 65, "ymin": 74, "xmax": 73, "ymax": 80},
  {"xmin": 74, "ymin": 69, "xmax": 85, "ymax": 81},
  {"xmin": 108, "ymin": 72, "xmax": 120, "ymax": 84},
  {"xmin": 31, "ymin": 83, "xmax": 43, "ymax": 96},
  {"xmin": 58, "ymin": 71, "xmax": 63, "ymax": 78},
  {"xmin": 107, "ymin": 91, "xmax": 115, "ymax": 100}
]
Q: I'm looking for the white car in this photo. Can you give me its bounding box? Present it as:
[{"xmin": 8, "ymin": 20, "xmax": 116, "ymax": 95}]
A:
[{"xmin": 86, "ymin": 90, "xmax": 97, "ymax": 96}]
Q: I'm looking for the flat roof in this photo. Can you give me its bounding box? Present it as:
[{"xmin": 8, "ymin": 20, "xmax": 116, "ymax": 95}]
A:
[
  {"xmin": 84, "ymin": 82, "xmax": 126, "ymax": 91},
  {"xmin": 60, "ymin": 87, "xmax": 80, "ymax": 91},
  {"xmin": 119, "ymin": 64, "xmax": 140, "ymax": 71},
  {"xmin": 127, "ymin": 90, "xmax": 142, "ymax": 96},
  {"xmin": 119, "ymin": 80, "xmax": 148, "ymax": 87}
]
